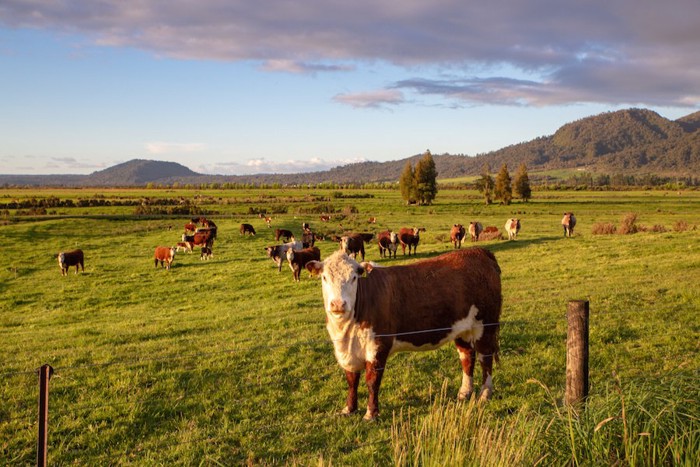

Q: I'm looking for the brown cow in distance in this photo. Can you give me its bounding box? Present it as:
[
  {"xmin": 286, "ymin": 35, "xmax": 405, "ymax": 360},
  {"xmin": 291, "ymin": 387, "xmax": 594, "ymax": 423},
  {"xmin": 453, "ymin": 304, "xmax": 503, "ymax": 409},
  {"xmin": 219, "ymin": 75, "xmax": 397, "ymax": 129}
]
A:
[
  {"xmin": 505, "ymin": 218, "xmax": 521, "ymax": 240},
  {"xmin": 398, "ymin": 227, "xmax": 424, "ymax": 256},
  {"xmin": 377, "ymin": 230, "xmax": 398, "ymax": 258},
  {"xmin": 450, "ymin": 224, "xmax": 466, "ymax": 249},
  {"xmin": 341, "ymin": 234, "xmax": 366, "ymax": 261},
  {"xmin": 468, "ymin": 222, "xmax": 483, "ymax": 242},
  {"xmin": 58, "ymin": 249, "xmax": 84, "ymax": 276},
  {"xmin": 240, "ymin": 223, "xmax": 256, "ymax": 236},
  {"xmin": 562, "ymin": 212, "xmax": 576, "ymax": 237},
  {"xmin": 275, "ymin": 228, "xmax": 294, "ymax": 242},
  {"xmin": 305, "ymin": 248, "xmax": 502, "ymax": 420},
  {"xmin": 286, "ymin": 246, "xmax": 321, "ymax": 281},
  {"xmin": 154, "ymin": 246, "xmax": 176, "ymax": 270}
]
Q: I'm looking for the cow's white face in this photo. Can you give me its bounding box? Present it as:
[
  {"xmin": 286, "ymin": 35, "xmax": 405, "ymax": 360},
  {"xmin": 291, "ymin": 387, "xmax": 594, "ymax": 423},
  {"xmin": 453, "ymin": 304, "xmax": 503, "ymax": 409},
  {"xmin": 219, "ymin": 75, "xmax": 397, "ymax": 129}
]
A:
[
  {"xmin": 58, "ymin": 253, "xmax": 65, "ymax": 267},
  {"xmin": 309, "ymin": 251, "xmax": 364, "ymax": 319}
]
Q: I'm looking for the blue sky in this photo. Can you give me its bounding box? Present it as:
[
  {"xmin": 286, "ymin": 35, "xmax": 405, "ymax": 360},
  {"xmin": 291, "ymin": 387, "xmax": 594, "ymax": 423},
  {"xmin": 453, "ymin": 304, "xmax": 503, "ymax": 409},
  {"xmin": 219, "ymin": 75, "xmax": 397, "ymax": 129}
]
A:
[{"xmin": 1, "ymin": 1, "xmax": 699, "ymax": 175}]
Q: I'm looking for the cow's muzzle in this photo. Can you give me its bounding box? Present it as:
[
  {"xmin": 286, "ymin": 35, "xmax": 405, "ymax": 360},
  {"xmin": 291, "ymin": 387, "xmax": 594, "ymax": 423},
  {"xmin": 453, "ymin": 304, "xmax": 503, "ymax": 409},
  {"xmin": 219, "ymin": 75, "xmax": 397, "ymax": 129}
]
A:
[{"xmin": 329, "ymin": 299, "xmax": 347, "ymax": 315}]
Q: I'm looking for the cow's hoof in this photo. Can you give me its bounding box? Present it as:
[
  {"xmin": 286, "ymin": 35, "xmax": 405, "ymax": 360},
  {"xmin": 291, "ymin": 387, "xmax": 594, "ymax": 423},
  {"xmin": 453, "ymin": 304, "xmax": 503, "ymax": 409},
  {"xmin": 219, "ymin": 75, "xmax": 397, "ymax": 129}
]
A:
[
  {"xmin": 363, "ymin": 410, "xmax": 378, "ymax": 421},
  {"xmin": 340, "ymin": 407, "xmax": 356, "ymax": 416},
  {"xmin": 478, "ymin": 387, "xmax": 493, "ymax": 402},
  {"xmin": 457, "ymin": 390, "xmax": 473, "ymax": 401}
]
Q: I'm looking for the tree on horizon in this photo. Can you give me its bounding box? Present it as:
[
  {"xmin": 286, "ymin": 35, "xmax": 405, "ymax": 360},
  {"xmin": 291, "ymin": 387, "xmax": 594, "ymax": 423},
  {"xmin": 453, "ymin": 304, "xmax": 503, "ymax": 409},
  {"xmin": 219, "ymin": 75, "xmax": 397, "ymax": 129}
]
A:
[
  {"xmin": 414, "ymin": 150, "xmax": 438, "ymax": 205},
  {"xmin": 476, "ymin": 163, "xmax": 495, "ymax": 205},
  {"xmin": 399, "ymin": 161, "xmax": 416, "ymax": 204},
  {"xmin": 513, "ymin": 162, "xmax": 532, "ymax": 201},
  {"xmin": 495, "ymin": 163, "xmax": 513, "ymax": 205}
]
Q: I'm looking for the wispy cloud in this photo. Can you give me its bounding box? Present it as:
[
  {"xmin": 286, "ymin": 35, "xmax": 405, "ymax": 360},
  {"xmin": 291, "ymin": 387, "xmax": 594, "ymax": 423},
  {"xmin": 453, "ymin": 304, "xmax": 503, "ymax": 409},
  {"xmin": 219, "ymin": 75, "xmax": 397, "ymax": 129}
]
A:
[
  {"xmin": 333, "ymin": 89, "xmax": 405, "ymax": 108},
  {"xmin": 145, "ymin": 142, "xmax": 207, "ymax": 154},
  {"xmin": 197, "ymin": 157, "xmax": 368, "ymax": 175},
  {"xmin": 1, "ymin": 1, "xmax": 699, "ymax": 107}
]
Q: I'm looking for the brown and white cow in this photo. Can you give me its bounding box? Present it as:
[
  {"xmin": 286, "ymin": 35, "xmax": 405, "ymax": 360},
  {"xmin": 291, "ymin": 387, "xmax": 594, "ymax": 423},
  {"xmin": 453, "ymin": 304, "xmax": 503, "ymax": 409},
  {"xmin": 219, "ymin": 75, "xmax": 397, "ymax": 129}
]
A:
[
  {"xmin": 286, "ymin": 246, "xmax": 321, "ymax": 281},
  {"xmin": 183, "ymin": 228, "xmax": 215, "ymax": 249},
  {"xmin": 176, "ymin": 241, "xmax": 193, "ymax": 253},
  {"xmin": 154, "ymin": 246, "xmax": 176, "ymax": 270},
  {"xmin": 306, "ymin": 248, "xmax": 502, "ymax": 420},
  {"xmin": 450, "ymin": 224, "xmax": 466, "ymax": 249},
  {"xmin": 240, "ymin": 223, "xmax": 256, "ymax": 236},
  {"xmin": 340, "ymin": 234, "xmax": 366, "ymax": 261},
  {"xmin": 184, "ymin": 222, "xmax": 197, "ymax": 234},
  {"xmin": 398, "ymin": 227, "xmax": 424, "ymax": 256},
  {"xmin": 266, "ymin": 240, "xmax": 303, "ymax": 272},
  {"xmin": 505, "ymin": 218, "xmax": 521, "ymax": 240},
  {"xmin": 377, "ymin": 230, "xmax": 398, "ymax": 258},
  {"xmin": 58, "ymin": 249, "xmax": 84, "ymax": 276},
  {"xmin": 275, "ymin": 228, "xmax": 294, "ymax": 242},
  {"xmin": 368, "ymin": 216, "xmax": 377, "ymax": 224},
  {"xmin": 200, "ymin": 246, "xmax": 213, "ymax": 260},
  {"xmin": 562, "ymin": 212, "xmax": 576, "ymax": 237},
  {"xmin": 468, "ymin": 222, "xmax": 483, "ymax": 242},
  {"xmin": 320, "ymin": 214, "xmax": 331, "ymax": 222}
]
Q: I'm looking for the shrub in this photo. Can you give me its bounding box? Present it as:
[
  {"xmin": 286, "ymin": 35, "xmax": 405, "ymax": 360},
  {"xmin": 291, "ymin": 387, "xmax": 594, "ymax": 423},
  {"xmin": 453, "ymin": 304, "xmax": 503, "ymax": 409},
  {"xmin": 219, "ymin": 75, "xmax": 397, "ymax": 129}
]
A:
[
  {"xmin": 673, "ymin": 220, "xmax": 689, "ymax": 232},
  {"xmin": 592, "ymin": 223, "xmax": 617, "ymax": 235},
  {"xmin": 617, "ymin": 213, "xmax": 639, "ymax": 235},
  {"xmin": 649, "ymin": 224, "xmax": 667, "ymax": 233}
]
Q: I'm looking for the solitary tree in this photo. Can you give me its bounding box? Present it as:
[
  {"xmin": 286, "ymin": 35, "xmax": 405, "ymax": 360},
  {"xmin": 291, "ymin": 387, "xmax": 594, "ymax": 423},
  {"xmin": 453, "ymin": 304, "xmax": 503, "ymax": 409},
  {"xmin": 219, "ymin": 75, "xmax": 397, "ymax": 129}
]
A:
[
  {"xmin": 476, "ymin": 163, "xmax": 495, "ymax": 205},
  {"xmin": 494, "ymin": 163, "xmax": 513, "ymax": 205},
  {"xmin": 399, "ymin": 161, "xmax": 417, "ymax": 204},
  {"xmin": 414, "ymin": 150, "xmax": 438, "ymax": 205},
  {"xmin": 513, "ymin": 163, "xmax": 532, "ymax": 201}
]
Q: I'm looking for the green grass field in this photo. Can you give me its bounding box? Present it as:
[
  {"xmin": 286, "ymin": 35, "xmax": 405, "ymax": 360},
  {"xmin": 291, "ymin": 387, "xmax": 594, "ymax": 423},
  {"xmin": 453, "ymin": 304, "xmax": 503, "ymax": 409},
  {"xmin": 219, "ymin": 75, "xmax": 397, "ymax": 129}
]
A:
[{"xmin": 1, "ymin": 188, "xmax": 698, "ymax": 465}]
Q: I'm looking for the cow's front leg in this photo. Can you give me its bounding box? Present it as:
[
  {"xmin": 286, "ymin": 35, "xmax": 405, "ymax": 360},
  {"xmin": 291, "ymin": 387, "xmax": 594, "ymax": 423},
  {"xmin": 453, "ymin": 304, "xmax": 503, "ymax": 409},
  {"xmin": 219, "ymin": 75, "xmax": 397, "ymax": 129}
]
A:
[
  {"xmin": 364, "ymin": 355, "xmax": 387, "ymax": 420},
  {"xmin": 342, "ymin": 370, "xmax": 361, "ymax": 415},
  {"xmin": 455, "ymin": 338, "xmax": 476, "ymax": 400}
]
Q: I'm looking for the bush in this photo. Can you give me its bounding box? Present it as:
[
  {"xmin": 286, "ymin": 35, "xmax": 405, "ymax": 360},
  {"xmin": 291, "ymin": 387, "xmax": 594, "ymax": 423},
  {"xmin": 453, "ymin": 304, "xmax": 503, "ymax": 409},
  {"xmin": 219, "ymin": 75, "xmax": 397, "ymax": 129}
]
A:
[
  {"xmin": 673, "ymin": 220, "xmax": 689, "ymax": 232},
  {"xmin": 618, "ymin": 213, "xmax": 639, "ymax": 235},
  {"xmin": 592, "ymin": 222, "xmax": 617, "ymax": 235}
]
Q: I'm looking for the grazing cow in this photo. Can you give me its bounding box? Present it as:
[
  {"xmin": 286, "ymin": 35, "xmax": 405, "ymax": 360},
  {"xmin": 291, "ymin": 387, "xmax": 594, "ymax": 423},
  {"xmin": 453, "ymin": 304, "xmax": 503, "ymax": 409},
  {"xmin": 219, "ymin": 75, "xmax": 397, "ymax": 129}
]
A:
[
  {"xmin": 320, "ymin": 214, "xmax": 331, "ymax": 222},
  {"xmin": 301, "ymin": 230, "xmax": 315, "ymax": 248},
  {"xmin": 468, "ymin": 222, "xmax": 483, "ymax": 242},
  {"xmin": 340, "ymin": 234, "xmax": 366, "ymax": 261},
  {"xmin": 275, "ymin": 228, "xmax": 294, "ymax": 242},
  {"xmin": 184, "ymin": 222, "xmax": 197, "ymax": 234},
  {"xmin": 183, "ymin": 228, "xmax": 215, "ymax": 249},
  {"xmin": 358, "ymin": 233, "xmax": 374, "ymax": 244},
  {"xmin": 265, "ymin": 216, "xmax": 273, "ymax": 228},
  {"xmin": 562, "ymin": 212, "xmax": 576, "ymax": 237},
  {"xmin": 505, "ymin": 218, "xmax": 521, "ymax": 240},
  {"xmin": 240, "ymin": 223, "xmax": 256, "ymax": 236},
  {"xmin": 286, "ymin": 246, "xmax": 321, "ymax": 281},
  {"xmin": 176, "ymin": 242, "xmax": 193, "ymax": 253},
  {"xmin": 305, "ymin": 248, "xmax": 502, "ymax": 420},
  {"xmin": 302, "ymin": 222, "xmax": 310, "ymax": 231},
  {"xmin": 450, "ymin": 224, "xmax": 466, "ymax": 249},
  {"xmin": 200, "ymin": 246, "xmax": 213, "ymax": 260},
  {"xmin": 154, "ymin": 246, "xmax": 176, "ymax": 270},
  {"xmin": 398, "ymin": 227, "xmax": 423, "ymax": 256},
  {"xmin": 377, "ymin": 230, "xmax": 398, "ymax": 258},
  {"xmin": 368, "ymin": 216, "xmax": 377, "ymax": 224},
  {"xmin": 265, "ymin": 241, "xmax": 303, "ymax": 272},
  {"xmin": 58, "ymin": 249, "xmax": 84, "ymax": 276}
]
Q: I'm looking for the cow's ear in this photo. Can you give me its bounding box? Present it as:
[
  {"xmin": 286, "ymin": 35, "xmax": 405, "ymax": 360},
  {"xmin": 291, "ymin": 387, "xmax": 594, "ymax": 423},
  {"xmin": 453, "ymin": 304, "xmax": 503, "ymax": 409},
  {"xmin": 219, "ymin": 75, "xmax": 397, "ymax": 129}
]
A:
[
  {"xmin": 306, "ymin": 261, "xmax": 323, "ymax": 277},
  {"xmin": 359, "ymin": 262, "xmax": 374, "ymax": 274}
]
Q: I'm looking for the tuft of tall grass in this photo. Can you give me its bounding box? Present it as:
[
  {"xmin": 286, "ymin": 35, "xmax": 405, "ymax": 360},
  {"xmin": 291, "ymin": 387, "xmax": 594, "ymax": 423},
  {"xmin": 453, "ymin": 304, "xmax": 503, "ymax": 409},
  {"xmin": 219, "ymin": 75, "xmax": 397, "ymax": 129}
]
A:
[
  {"xmin": 390, "ymin": 383, "xmax": 546, "ymax": 466},
  {"xmin": 592, "ymin": 222, "xmax": 617, "ymax": 235},
  {"xmin": 618, "ymin": 213, "xmax": 640, "ymax": 235}
]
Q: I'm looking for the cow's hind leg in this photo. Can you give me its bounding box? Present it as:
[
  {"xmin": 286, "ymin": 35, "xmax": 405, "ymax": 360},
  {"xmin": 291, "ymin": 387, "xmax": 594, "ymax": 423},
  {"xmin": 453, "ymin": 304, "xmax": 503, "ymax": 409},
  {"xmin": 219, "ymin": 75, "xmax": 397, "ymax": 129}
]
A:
[
  {"xmin": 475, "ymin": 337, "xmax": 497, "ymax": 401},
  {"xmin": 455, "ymin": 338, "xmax": 476, "ymax": 400},
  {"xmin": 342, "ymin": 370, "xmax": 361, "ymax": 416}
]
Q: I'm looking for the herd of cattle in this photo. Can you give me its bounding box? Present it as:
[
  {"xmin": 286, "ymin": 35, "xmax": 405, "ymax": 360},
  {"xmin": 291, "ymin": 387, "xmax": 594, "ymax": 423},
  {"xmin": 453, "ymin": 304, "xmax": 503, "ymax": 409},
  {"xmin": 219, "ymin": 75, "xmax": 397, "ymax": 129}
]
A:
[
  {"xmin": 53, "ymin": 211, "xmax": 579, "ymax": 419},
  {"xmin": 55, "ymin": 212, "xmax": 577, "ymax": 277}
]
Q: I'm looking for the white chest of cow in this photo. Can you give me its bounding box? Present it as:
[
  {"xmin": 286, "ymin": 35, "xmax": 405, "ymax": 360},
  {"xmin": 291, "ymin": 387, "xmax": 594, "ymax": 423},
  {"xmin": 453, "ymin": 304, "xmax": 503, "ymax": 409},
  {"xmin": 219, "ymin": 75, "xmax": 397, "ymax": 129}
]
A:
[{"xmin": 327, "ymin": 319, "xmax": 378, "ymax": 372}]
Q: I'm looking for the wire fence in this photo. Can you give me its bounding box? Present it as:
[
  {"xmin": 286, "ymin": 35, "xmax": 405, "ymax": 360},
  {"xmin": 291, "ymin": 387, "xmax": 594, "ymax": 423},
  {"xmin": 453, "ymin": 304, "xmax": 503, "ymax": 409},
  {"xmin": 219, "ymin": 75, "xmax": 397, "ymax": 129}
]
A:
[{"xmin": 1, "ymin": 305, "xmax": 698, "ymax": 464}]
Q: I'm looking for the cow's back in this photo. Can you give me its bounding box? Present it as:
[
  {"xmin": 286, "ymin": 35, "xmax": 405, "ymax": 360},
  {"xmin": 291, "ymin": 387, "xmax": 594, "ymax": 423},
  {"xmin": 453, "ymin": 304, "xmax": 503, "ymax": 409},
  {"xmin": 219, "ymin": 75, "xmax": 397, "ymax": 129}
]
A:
[{"xmin": 355, "ymin": 248, "xmax": 501, "ymax": 342}]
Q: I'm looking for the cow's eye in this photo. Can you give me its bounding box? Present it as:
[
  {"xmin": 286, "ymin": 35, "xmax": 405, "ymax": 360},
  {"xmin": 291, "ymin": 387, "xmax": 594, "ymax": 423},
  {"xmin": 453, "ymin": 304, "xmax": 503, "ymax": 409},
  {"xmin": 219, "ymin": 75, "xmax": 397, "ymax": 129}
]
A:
[{"xmin": 352, "ymin": 276, "xmax": 357, "ymax": 282}]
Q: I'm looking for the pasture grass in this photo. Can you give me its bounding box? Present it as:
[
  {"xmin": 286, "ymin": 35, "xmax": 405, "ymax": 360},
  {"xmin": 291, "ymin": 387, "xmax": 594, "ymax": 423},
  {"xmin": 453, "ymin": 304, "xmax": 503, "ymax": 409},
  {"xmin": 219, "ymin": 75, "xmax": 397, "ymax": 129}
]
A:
[{"xmin": 1, "ymin": 188, "xmax": 698, "ymax": 464}]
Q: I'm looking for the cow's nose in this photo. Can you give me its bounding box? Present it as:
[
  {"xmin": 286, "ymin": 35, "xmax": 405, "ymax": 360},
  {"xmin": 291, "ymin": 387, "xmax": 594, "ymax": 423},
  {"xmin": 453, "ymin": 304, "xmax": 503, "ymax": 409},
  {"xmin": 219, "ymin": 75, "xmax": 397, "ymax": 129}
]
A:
[{"xmin": 329, "ymin": 299, "xmax": 346, "ymax": 314}]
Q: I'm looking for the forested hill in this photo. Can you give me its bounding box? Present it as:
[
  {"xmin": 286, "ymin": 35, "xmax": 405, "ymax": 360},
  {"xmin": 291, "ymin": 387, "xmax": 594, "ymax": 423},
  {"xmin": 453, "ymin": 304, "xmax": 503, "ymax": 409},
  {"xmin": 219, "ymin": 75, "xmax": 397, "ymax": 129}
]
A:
[{"xmin": 1, "ymin": 108, "xmax": 699, "ymax": 187}]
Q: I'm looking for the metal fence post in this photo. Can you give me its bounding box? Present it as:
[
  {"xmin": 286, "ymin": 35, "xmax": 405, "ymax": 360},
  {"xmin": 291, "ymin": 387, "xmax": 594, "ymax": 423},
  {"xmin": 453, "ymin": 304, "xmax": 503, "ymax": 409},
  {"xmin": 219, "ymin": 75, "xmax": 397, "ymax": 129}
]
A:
[
  {"xmin": 566, "ymin": 300, "xmax": 589, "ymax": 407},
  {"xmin": 37, "ymin": 364, "xmax": 54, "ymax": 467}
]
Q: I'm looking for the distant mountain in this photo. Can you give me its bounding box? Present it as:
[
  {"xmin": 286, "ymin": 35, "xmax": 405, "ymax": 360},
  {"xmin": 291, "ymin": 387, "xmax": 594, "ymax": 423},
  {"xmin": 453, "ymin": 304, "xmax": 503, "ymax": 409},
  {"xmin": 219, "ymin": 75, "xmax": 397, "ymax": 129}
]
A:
[
  {"xmin": 87, "ymin": 159, "xmax": 201, "ymax": 186},
  {"xmin": 1, "ymin": 108, "xmax": 698, "ymax": 187}
]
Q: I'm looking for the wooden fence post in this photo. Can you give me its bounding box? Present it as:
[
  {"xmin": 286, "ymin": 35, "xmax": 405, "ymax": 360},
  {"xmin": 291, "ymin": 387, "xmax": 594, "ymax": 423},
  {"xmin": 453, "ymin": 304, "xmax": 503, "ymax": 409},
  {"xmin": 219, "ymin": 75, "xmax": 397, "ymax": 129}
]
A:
[
  {"xmin": 566, "ymin": 300, "xmax": 589, "ymax": 407},
  {"xmin": 37, "ymin": 364, "xmax": 54, "ymax": 467}
]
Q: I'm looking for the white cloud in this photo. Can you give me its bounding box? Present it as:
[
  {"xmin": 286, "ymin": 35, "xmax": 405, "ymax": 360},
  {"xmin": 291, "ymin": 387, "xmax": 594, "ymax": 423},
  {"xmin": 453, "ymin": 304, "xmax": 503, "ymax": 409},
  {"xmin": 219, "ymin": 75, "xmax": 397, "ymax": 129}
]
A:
[
  {"xmin": 196, "ymin": 157, "xmax": 368, "ymax": 175},
  {"xmin": 333, "ymin": 89, "xmax": 405, "ymax": 108}
]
